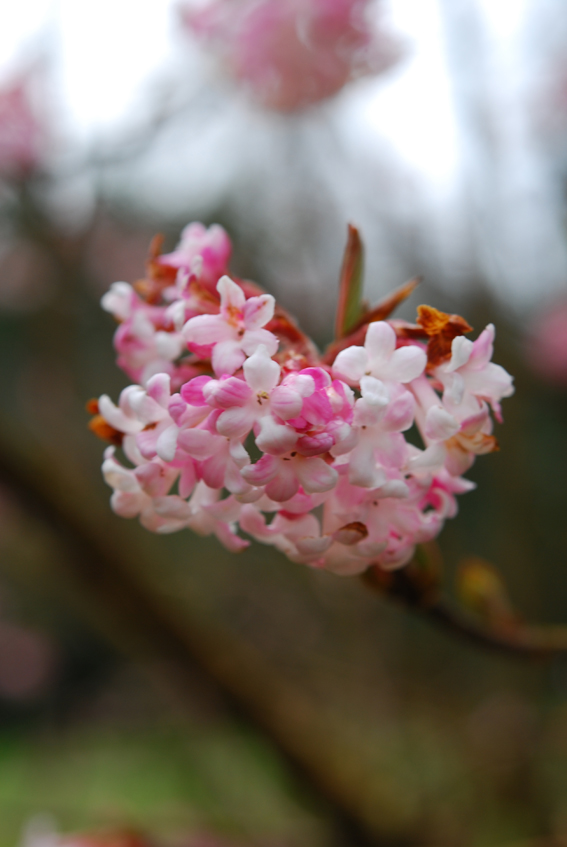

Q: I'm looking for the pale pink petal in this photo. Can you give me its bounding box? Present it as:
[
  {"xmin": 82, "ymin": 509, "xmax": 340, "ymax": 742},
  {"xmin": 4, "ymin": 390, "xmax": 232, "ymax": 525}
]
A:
[
  {"xmin": 296, "ymin": 432, "xmax": 334, "ymax": 456},
  {"xmin": 224, "ymin": 460, "xmax": 250, "ymax": 494},
  {"xmin": 265, "ymin": 463, "xmax": 299, "ymax": 501},
  {"xmin": 348, "ymin": 442, "xmax": 386, "ymax": 489},
  {"xmin": 295, "ymin": 536, "xmax": 332, "ymax": 556},
  {"xmin": 134, "ymin": 461, "xmax": 176, "ymax": 496},
  {"xmin": 382, "ymin": 391, "xmax": 416, "ymax": 432},
  {"xmin": 156, "ymin": 424, "xmax": 179, "ymax": 462},
  {"xmin": 424, "ymin": 406, "xmax": 460, "ymax": 442},
  {"xmin": 217, "ymin": 275, "xmax": 246, "ymax": 313},
  {"xmin": 365, "ymin": 321, "xmax": 396, "ymax": 367},
  {"xmin": 360, "ymin": 376, "xmax": 389, "ymax": 408},
  {"xmin": 332, "ymin": 345, "xmax": 367, "ymax": 383},
  {"xmin": 200, "ymin": 450, "xmax": 228, "ymax": 489},
  {"xmin": 203, "ymin": 376, "xmax": 252, "ymax": 408},
  {"xmin": 377, "ymin": 480, "xmax": 409, "ymax": 498},
  {"xmin": 212, "ymin": 339, "xmax": 246, "ymax": 376},
  {"xmin": 180, "ymin": 376, "xmax": 213, "ymax": 406},
  {"xmin": 239, "ymin": 503, "xmax": 272, "ymax": 538},
  {"xmin": 463, "ymin": 363, "xmax": 514, "ymax": 403},
  {"xmin": 282, "ymin": 373, "xmax": 315, "ymax": 397},
  {"xmin": 256, "ymin": 416, "xmax": 298, "ymax": 455},
  {"xmin": 301, "ymin": 391, "xmax": 334, "ymax": 426},
  {"xmin": 242, "ymin": 293, "xmax": 275, "ymax": 330},
  {"xmin": 241, "ymin": 328, "xmax": 279, "ymax": 357},
  {"xmin": 179, "ymin": 461, "xmax": 197, "ymax": 498},
  {"xmin": 102, "ymin": 457, "xmax": 139, "ymax": 492},
  {"xmin": 126, "ymin": 386, "xmax": 169, "ymax": 425},
  {"xmin": 329, "ymin": 426, "xmax": 358, "ymax": 456},
  {"xmin": 446, "ymin": 336, "xmax": 473, "ymax": 372},
  {"xmin": 229, "ymin": 438, "xmax": 250, "ymax": 468},
  {"xmin": 101, "ymin": 282, "xmax": 135, "ymax": 320},
  {"xmin": 216, "ymin": 405, "xmax": 256, "ymax": 438},
  {"xmin": 295, "ymin": 457, "xmax": 338, "ymax": 493},
  {"xmin": 241, "ymin": 453, "xmax": 279, "ymax": 486},
  {"xmin": 468, "ymin": 324, "xmax": 494, "ymax": 368},
  {"xmin": 98, "ymin": 394, "xmax": 142, "ymax": 434},
  {"xmin": 153, "ymin": 495, "xmax": 191, "ymax": 521},
  {"xmin": 110, "ymin": 489, "xmax": 146, "ymax": 518},
  {"xmin": 215, "ymin": 522, "xmax": 250, "ymax": 553},
  {"xmin": 177, "ymin": 427, "xmax": 218, "ymax": 458},
  {"xmin": 382, "ymin": 346, "xmax": 427, "ymax": 383},
  {"xmin": 183, "ymin": 313, "xmax": 234, "ymax": 346},
  {"xmin": 443, "ymin": 372, "xmax": 465, "ymax": 406},
  {"xmin": 270, "ymin": 385, "xmax": 303, "ymax": 420},
  {"xmin": 243, "ymin": 345, "xmax": 280, "ymax": 392},
  {"xmin": 299, "ymin": 368, "xmax": 331, "ymax": 389},
  {"xmin": 146, "ymin": 373, "xmax": 171, "ymax": 407},
  {"xmin": 155, "ymin": 331, "xmax": 184, "ymax": 361}
]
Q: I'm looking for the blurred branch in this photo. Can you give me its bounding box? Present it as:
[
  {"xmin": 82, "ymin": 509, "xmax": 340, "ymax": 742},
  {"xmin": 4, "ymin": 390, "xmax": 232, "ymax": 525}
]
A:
[
  {"xmin": 0, "ymin": 413, "xmax": 414, "ymax": 847},
  {"xmin": 363, "ymin": 550, "xmax": 567, "ymax": 658}
]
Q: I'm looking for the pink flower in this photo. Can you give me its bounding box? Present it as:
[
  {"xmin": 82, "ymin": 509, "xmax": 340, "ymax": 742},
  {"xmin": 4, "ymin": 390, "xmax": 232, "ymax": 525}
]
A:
[
  {"xmin": 433, "ymin": 324, "xmax": 514, "ymax": 422},
  {"xmin": 183, "ymin": 276, "xmax": 278, "ymax": 375},
  {"xmin": 526, "ymin": 299, "xmax": 567, "ymax": 386},
  {"xmin": 181, "ymin": 0, "xmax": 400, "ymax": 111},
  {"xmin": 332, "ymin": 321, "xmax": 427, "ymax": 385},
  {"xmin": 159, "ymin": 221, "xmax": 232, "ymax": 294},
  {"xmin": 94, "ymin": 219, "xmax": 514, "ymax": 579}
]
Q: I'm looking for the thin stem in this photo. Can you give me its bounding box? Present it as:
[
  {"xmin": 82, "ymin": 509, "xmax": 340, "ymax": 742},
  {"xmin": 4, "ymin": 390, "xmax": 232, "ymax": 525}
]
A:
[{"xmin": 363, "ymin": 562, "xmax": 567, "ymax": 658}]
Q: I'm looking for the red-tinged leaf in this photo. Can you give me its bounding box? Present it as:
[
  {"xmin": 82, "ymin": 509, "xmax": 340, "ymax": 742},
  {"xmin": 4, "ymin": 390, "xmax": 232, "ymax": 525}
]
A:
[
  {"xmin": 335, "ymin": 224, "xmax": 365, "ymax": 339},
  {"xmin": 349, "ymin": 276, "xmax": 422, "ymax": 332},
  {"xmin": 323, "ymin": 276, "xmax": 422, "ymax": 365}
]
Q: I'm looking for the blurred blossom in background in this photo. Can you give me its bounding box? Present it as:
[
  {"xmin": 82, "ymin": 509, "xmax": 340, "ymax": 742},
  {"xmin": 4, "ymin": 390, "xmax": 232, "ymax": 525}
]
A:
[{"xmin": 3, "ymin": 0, "xmax": 567, "ymax": 323}]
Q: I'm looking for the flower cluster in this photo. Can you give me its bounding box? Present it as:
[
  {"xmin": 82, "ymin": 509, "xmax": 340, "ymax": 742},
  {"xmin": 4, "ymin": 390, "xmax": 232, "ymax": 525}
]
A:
[
  {"xmin": 92, "ymin": 222, "xmax": 514, "ymax": 575},
  {"xmin": 181, "ymin": 0, "xmax": 400, "ymax": 111}
]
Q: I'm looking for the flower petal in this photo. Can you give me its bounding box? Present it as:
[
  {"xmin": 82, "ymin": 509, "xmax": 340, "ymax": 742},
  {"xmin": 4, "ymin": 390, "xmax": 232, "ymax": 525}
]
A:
[
  {"xmin": 424, "ymin": 406, "xmax": 460, "ymax": 442},
  {"xmin": 212, "ymin": 340, "xmax": 246, "ymax": 376},
  {"xmin": 241, "ymin": 453, "xmax": 279, "ymax": 486},
  {"xmin": 295, "ymin": 457, "xmax": 338, "ymax": 493},
  {"xmin": 255, "ymin": 416, "xmax": 298, "ymax": 455},
  {"xmin": 183, "ymin": 313, "xmax": 233, "ymax": 346},
  {"xmin": 217, "ymin": 275, "xmax": 245, "ymax": 313},
  {"xmin": 332, "ymin": 345, "xmax": 367, "ymax": 384},
  {"xmin": 365, "ymin": 321, "xmax": 396, "ymax": 367},
  {"xmin": 243, "ymin": 345, "xmax": 280, "ymax": 392},
  {"xmin": 242, "ymin": 294, "xmax": 275, "ymax": 330},
  {"xmin": 382, "ymin": 346, "xmax": 427, "ymax": 383}
]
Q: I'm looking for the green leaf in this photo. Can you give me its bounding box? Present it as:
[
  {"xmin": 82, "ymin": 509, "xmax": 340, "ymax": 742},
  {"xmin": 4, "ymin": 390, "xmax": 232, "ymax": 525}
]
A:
[{"xmin": 335, "ymin": 225, "xmax": 365, "ymax": 339}]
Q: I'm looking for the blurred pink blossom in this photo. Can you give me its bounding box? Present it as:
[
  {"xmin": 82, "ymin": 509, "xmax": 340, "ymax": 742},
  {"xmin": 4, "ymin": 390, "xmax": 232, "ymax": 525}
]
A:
[
  {"xmin": 526, "ymin": 298, "xmax": 567, "ymax": 385},
  {"xmin": 0, "ymin": 71, "xmax": 43, "ymax": 178},
  {"xmin": 181, "ymin": 0, "xmax": 401, "ymax": 111}
]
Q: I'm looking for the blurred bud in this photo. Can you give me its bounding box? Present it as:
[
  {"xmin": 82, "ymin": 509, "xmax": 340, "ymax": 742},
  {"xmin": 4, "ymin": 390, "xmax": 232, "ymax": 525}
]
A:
[
  {"xmin": 180, "ymin": 0, "xmax": 402, "ymax": 111},
  {"xmin": 457, "ymin": 557, "xmax": 518, "ymax": 633}
]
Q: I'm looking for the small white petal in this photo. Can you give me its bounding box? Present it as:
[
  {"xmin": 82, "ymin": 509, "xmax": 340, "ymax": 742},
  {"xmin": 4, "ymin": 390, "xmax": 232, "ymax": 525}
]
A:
[
  {"xmin": 446, "ymin": 336, "xmax": 473, "ymax": 372},
  {"xmin": 365, "ymin": 321, "xmax": 396, "ymax": 366},
  {"xmin": 243, "ymin": 345, "xmax": 280, "ymax": 392},
  {"xmin": 332, "ymin": 345, "xmax": 368, "ymax": 384},
  {"xmin": 424, "ymin": 406, "xmax": 460, "ymax": 442},
  {"xmin": 156, "ymin": 424, "xmax": 179, "ymax": 462}
]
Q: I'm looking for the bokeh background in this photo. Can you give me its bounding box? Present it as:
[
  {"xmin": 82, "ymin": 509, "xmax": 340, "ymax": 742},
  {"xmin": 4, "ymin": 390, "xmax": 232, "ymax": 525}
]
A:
[{"xmin": 2, "ymin": 1, "xmax": 567, "ymax": 845}]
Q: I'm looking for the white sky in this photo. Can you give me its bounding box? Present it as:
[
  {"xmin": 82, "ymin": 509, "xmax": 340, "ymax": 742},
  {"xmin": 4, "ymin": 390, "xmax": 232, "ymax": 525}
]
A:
[
  {"xmin": 1, "ymin": 0, "xmax": 566, "ymax": 307},
  {"xmin": 0, "ymin": 0, "xmax": 458, "ymax": 170}
]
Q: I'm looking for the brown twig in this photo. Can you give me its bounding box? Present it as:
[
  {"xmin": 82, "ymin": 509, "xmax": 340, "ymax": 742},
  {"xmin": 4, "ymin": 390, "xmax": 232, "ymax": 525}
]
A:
[{"xmin": 363, "ymin": 559, "xmax": 567, "ymax": 659}]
